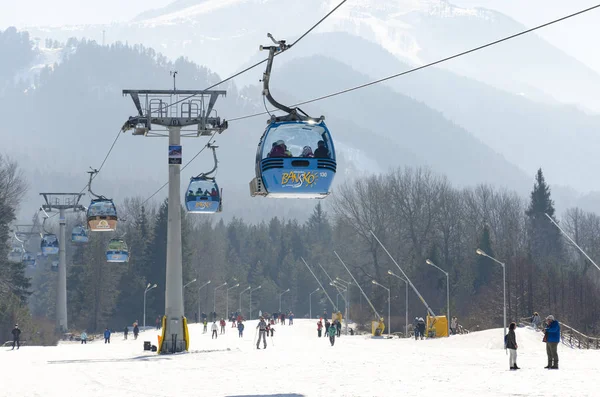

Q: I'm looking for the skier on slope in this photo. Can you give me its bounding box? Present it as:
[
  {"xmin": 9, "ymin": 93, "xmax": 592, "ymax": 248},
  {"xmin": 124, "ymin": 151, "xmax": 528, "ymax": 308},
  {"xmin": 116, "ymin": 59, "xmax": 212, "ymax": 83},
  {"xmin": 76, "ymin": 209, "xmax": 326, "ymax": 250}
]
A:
[
  {"xmin": 237, "ymin": 321, "xmax": 245, "ymax": 338},
  {"xmin": 133, "ymin": 323, "xmax": 139, "ymax": 340},
  {"xmin": 256, "ymin": 316, "xmax": 268, "ymax": 349},
  {"xmin": 104, "ymin": 328, "xmax": 111, "ymax": 344},
  {"xmin": 11, "ymin": 324, "xmax": 21, "ymax": 350},
  {"xmin": 211, "ymin": 321, "xmax": 218, "ymax": 339},
  {"xmin": 220, "ymin": 318, "xmax": 226, "ymax": 334},
  {"xmin": 328, "ymin": 321, "xmax": 337, "ymax": 346},
  {"xmin": 324, "ymin": 319, "xmax": 331, "ymax": 338}
]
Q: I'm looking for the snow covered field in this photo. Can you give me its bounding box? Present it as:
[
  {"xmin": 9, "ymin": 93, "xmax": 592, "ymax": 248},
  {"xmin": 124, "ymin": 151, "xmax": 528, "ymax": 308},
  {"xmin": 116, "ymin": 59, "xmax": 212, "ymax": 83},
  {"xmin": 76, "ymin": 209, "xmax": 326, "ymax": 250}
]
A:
[{"xmin": 2, "ymin": 319, "xmax": 598, "ymax": 397}]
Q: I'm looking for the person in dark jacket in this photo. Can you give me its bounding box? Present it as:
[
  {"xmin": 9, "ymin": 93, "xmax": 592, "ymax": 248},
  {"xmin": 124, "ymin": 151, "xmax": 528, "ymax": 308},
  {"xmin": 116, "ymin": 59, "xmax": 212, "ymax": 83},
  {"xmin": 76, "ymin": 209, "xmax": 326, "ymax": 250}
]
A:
[
  {"xmin": 506, "ymin": 322, "xmax": 519, "ymax": 370},
  {"xmin": 324, "ymin": 319, "xmax": 331, "ymax": 338},
  {"xmin": 417, "ymin": 317, "xmax": 426, "ymax": 340},
  {"xmin": 328, "ymin": 323, "xmax": 337, "ymax": 346},
  {"xmin": 336, "ymin": 319, "xmax": 342, "ymax": 337},
  {"xmin": 543, "ymin": 315, "xmax": 560, "ymax": 369},
  {"xmin": 237, "ymin": 321, "xmax": 245, "ymax": 337},
  {"xmin": 104, "ymin": 328, "xmax": 111, "ymax": 344},
  {"xmin": 133, "ymin": 323, "xmax": 139, "ymax": 340},
  {"xmin": 317, "ymin": 320, "xmax": 323, "ymax": 337},
  {"xmin": 123, "ymin": 325, "xmax": 129, "ymax": 340},
  {"xmin": 11, "ymin": 324, "xmax": 21, "ymax": 350}
]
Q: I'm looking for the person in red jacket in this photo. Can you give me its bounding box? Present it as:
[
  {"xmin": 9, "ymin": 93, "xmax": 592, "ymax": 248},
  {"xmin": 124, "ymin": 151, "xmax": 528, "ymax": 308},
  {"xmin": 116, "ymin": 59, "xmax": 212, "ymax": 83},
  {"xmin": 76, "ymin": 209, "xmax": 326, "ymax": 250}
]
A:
[{"xmin": 219, "ymin": 318, "xmax": 226, "ymax": 334}]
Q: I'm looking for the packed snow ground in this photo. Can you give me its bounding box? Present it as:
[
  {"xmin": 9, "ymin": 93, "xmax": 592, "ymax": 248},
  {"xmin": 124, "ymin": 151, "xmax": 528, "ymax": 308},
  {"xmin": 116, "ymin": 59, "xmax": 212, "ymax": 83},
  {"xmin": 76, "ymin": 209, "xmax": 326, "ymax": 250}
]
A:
[{"xmin": 2, "ymin": 319, "xmax": 598, "ymax": 397}]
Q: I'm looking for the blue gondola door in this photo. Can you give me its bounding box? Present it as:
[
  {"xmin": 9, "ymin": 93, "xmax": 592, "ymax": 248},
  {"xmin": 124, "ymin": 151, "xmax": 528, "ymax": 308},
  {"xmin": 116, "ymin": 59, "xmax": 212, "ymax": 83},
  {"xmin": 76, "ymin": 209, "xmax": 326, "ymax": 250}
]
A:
[{"xmin": 41, "ymin": 234, "xmax": 59, "ymax": 256}]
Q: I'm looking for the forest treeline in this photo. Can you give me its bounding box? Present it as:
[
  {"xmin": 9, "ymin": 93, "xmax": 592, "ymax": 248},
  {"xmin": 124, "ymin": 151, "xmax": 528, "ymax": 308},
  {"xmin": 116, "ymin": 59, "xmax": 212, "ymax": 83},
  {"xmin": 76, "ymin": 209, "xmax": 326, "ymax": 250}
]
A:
[{"xmin": 5, "ymin": 160, "xmax": 600, "ymax": 340}]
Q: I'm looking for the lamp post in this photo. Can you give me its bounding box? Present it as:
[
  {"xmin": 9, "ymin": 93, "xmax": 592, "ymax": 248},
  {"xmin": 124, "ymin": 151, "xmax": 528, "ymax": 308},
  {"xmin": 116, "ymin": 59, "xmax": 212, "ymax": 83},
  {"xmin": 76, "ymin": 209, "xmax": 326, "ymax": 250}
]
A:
[
  {"xmin": 213, "ymin": 282, "xmax": 227, "ymax": 315},
  {"xmin": 309, "ymin": 288, "xmax": 320, "ymax": 319},
  {"xmin": 372, "ymin": 280, "xmax": 391, "ymax": 337},
  {"xmin": 388, "ymin": 270, "xmax": 408, "ymax": 338},
  {"xmin": 249, "ymin": 285, "xmax": 262, "ymax": 320},
  {"xmin": 226, "ymin": 283, "xmax": 240, "ymax": 321},
  {"xmin": 425, "ymin": 259, "xmax": 450, "ymax": 337},
  {"xmin": 240, "ymin": 286, "xmax": 251, "ymax": 316},
  {"xmin": 332, "ymin": 280, "xmax": 349, "ymax": 335},
  {"xmin": 143, "ymin": 283, "xmax": 157, "ymax": 328},
  {"xmin": 197, "ymin": 280, "xmax": 211, "ymax": 323},
  {"xmin": 278, "ymin": 288, "xmax": 290, "ymax": 312},
  {"xmin": 335, "ymin": 278, "xmax": 351, "ymax": 321},
  {"xmin": 182, "ymin": 278, "xmax": 197, "ymax": 317},
  {"xmin": 476, "ymin": 248, "xmax": 506, "ymax": 345}
]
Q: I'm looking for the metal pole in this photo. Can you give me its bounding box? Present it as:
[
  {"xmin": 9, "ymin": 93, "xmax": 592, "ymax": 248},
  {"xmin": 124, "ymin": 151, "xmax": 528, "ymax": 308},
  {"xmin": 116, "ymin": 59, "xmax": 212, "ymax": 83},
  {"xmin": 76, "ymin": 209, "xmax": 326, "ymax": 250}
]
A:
[
  {"xmin": 301, "ymin": 257, "xmax": 337, "ymax": 311},
  {"xmin": 333, "ymin": 251, "xmax": 380, "ymax": 318},
  {"xmin": 545, "ymin": 213, "xmax": 600, "ymax": 272},
  {"xmin": 144, "ymin": 289, "xmax": 147, "ymax": 328},
  {"xmin": 320, "ymin": 263, "xmax": 347, "ymax": 304},
  {"xmin": 405, "ymin": 279, "xmax": 408, "ymax": 338},
  {"xmin": 310, "ymin": 290, "xmax": 312, "ymax": 319},
  {"xmin": 503, "ymin": 263, "xmax": 507, "ymax": 345},
  {"xmin": 446, "ymin": 272, "xmax": 450, "ymax": 336},
  {"xmin": 56, "ymin": 208, "xmax": 67, "ymax": 332},
  {"xmin": 163, "ymin": 126, "xmax": 185, "ymax": 353},
  {"xmin": 198, "ymin": 280, "xmax": 210, "ymax": 323},
  {"xmin": 388, "ymin": 287, "xmax": 391, "ymax": 337},
  {"xmin": 371, "ymin": 231, "xmax": 436, "ymax": 317},
  {"xmin": 476, "ymin": 249, "xmax": 507, "ymax": 345},
  {"xmin": 426, "ymin": 259, "xmax": 450, "ymax": 336}
]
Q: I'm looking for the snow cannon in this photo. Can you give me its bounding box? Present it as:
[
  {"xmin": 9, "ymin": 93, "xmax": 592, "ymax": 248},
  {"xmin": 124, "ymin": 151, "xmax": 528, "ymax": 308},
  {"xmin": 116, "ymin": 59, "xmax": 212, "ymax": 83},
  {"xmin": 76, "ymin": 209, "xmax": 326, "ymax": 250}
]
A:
[{"xmin": 426, "ymin": 315, "xmax": 448, "ymax": 337}]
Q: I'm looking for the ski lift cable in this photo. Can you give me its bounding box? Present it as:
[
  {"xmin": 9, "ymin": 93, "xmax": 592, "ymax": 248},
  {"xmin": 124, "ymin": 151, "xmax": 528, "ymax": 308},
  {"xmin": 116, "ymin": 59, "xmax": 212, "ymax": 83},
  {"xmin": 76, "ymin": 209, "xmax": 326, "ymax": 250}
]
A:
[
  {"xmin": 225, "ymin": 3, "xmax": 600, "ymax": 123},
  {"xmin": 77, "ymin": 128, "xmax": 123, "ymax": 195},
  {"xmin": 141, "ymin": 130, "xmax": 219, "ymax": 206},
  {"xmin": 151, "ymin": 0, "xmax": 349, "ymax": 114}
]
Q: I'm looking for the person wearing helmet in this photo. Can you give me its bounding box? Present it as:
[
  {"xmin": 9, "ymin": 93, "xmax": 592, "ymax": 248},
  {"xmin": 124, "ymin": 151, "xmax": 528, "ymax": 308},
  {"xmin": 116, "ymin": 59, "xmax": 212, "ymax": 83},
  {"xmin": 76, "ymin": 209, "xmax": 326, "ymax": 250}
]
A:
[
  {"xmin": 413, "ymin": 317, "xmax": 420, "ymax": 340},
  {"xmin": 256, "ymin": 316, "xmax": 268, "ymax": 349},
  {"xmin": 269, "ymin": 140, "xmax": 291, "ymax": 158}
]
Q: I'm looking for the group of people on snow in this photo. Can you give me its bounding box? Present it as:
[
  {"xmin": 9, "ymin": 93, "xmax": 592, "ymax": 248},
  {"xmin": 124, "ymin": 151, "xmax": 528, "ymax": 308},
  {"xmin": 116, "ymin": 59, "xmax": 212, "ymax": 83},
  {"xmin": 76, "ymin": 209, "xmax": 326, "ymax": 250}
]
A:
[
  {"xmin": 506, "ymin": 314, "xmax": 560, "ymax": 370},
  {"xmin": 316, "ymin": 317, "xmax": 343, "ymax": 346}
]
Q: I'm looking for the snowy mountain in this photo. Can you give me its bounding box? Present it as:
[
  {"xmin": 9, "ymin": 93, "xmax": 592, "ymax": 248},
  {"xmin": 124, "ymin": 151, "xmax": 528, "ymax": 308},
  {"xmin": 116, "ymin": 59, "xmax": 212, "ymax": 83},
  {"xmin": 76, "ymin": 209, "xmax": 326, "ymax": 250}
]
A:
[{"xmin": 19, "ymin": 0, "xmax": 600, "ymax": 112}]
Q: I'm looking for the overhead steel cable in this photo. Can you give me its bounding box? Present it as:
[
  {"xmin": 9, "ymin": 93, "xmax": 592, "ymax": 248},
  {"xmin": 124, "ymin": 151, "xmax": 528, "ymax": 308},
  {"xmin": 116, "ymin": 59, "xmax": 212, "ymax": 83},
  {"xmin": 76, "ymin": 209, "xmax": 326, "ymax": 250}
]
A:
[
  {"xmin": 226, "ymin": 3, "xmax": 600, "ymax": 122},
  {"xmin": 151, "ymin": 0, "xmax": 349, "ymax": 114}
]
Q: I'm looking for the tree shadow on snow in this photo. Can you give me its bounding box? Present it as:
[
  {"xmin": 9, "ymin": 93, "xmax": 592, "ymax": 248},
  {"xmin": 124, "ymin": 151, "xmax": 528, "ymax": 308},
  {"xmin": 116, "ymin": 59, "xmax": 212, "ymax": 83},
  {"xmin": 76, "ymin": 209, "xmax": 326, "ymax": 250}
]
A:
[{"xmin": 227, "ymin": 395, "xmax": 305, "ymax": 397}]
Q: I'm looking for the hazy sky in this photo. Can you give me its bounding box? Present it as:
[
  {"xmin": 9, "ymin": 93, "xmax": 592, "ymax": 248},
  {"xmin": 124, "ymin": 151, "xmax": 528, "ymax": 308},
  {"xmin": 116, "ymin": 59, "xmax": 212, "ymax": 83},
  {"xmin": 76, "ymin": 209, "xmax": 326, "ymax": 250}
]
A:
[{"xmin": 2, "ymin": 0, "xmax": 599, "ymax": 72}]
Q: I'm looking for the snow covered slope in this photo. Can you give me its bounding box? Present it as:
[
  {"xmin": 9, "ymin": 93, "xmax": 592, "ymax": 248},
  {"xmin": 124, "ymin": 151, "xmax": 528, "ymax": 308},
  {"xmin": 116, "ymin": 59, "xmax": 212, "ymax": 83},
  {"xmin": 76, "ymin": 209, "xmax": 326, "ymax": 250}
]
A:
[{"xmin": 3, "ymin": 320, "xmax": 597, "ymax": 396}]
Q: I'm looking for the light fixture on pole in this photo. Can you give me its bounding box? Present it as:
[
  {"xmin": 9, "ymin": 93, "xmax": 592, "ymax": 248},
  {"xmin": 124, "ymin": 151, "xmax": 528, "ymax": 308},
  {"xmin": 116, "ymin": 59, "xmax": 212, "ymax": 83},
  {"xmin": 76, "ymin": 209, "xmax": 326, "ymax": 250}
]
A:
[
  {"xmin": 331, "ymin": 280, "xmax": 349, "ymax": 335},
  {"xmin": 249, "ymin": 285, "xmax": 262, "ymax": 320},
  {"xmin": 143, "ymin": 283, "xmax": 157, "ymax": 328},
  {"xmin": 309, "ymin": 288, "xmax": 320, "ymax": 319},
  {"xmin": 240, "ymin": 286, "xmax": 251, "ymax": 315},
  {"xmin": 371, "ymin": 280, "xmax": 391, "ymax": 337},
  {"xmin": 476, "ymin": 248, "xmax": 506, "ymax": 345},
  {"xmin": 226, "ymin": 283, "xmax": 240, "ymax": 321},
  {"xmin": 278, "ymin": 288, "xmax": 290, "ymax": 312},
  {"xmin": 425, "ymin": 259, "xmax": 450, "ymax": 337},
  {"xmin": 388, "ymin": 270, "xmax": 408, "ymax": 338},
  {"xmin": 213, "ymin": 282, "xmax": 227, "ymax": 314},
  {"xmin": 181, "ymin": 278, "xmax": 197, "ymax": 317},
  {"xmin": 197, "ymin": 280, "xmax": 211, "ymax": 322}
]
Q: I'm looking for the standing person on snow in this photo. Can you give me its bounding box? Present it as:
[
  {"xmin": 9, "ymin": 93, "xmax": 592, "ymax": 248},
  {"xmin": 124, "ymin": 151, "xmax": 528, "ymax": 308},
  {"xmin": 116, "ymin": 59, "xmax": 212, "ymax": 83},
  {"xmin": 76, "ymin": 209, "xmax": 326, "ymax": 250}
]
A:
[
  {"xmin": 324, "ymin": 319, "xmax": 331, "ymax": 338},
  {"xmin": 543, "ymin": 315, "xmax": 560, "ymax": 369},
  {"xmin": 317, "ymin": 320, "xmax": 323, "ymax": 337},
  {"xmin": 104, "ymin": 328, "xmax": 111, "ymax": 344},
  {"xmin": 413, "ymin": 317, "xmax": 420, "ymax": 340},
  {"xmin": 506, "ymin": 322, "xmax": 519, "ymax": 370},
  {"xmin": 203, "ymin": 319, "xmax": 208, "ymax": 333},
  {"xmin": 133, "ymin": 323, "xmax": 139, "ymax": 340},
  {"xmin": 237, "ymin": 321, "xmax": 245, "ymax": 338},
  {"xmin": 256, "ymin": 316, "xmax": 268, "ymax": 349},
  {"xmin": 417, "ymin": 318, "xmax": 426, "ymax": 340},
  {"xmin": 450, "ymin": 317, "xmax": 458, "ymax": 335},
  {"xmin": 123, "ymin": 325, "xmax": 129, "ymax": 340},
  {"xmin": 531, "ymin": 312, "xmax": 541, "ymax": 330},
  {"xmin": 220, "ymin": 318, "xmax": 226, "ymax": 334},
  {"xmin": 336, "ymin": 319, "xmax": 342, "ymax": 337},
  {"xmin": 328, "ymin": 322, "xmax": 337, "ymax": 346},
  {"xmin": 11, "ymin": 324, "xmax": 21, "ymax": 350},
  {"xmin": 211, "ymin": 321, "xmax": 218, "ymax": 339},
  {"xmin": 80, "ymin": 331, "xmax": 88, "ymax": 344},
  {"xmin": 288, "ymin": 312, "xmax": 294, "ymax": 325}
]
